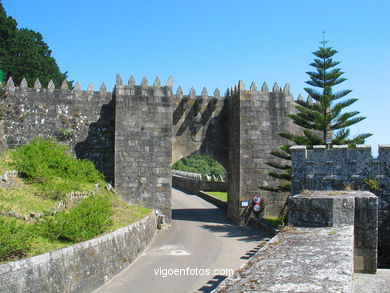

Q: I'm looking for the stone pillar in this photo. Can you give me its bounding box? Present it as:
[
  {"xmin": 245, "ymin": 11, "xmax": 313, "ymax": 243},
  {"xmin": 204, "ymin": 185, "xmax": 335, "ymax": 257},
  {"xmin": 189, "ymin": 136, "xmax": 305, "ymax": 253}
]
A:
[
  {"xmin": 114, "ymin": 76, "xmax": 173, "ymax": 221},
  {"xmin": 355, "ymin": 196, "xmax": 378, "ymax": 273}
]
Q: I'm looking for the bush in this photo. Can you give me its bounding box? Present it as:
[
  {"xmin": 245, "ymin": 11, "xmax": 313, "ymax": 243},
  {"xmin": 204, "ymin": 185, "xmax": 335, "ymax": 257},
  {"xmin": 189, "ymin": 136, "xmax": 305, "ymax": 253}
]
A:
[
  {"xmin": 37, "ymin": 194, "xmax": 113, "ymax": 242},
  {"xmin": 0, "ymin": 218, "xmax": 32, "ymax": 261},
  {"xmin": 12, "ymin": 138, "xmax": 104, "ymax": 199}
]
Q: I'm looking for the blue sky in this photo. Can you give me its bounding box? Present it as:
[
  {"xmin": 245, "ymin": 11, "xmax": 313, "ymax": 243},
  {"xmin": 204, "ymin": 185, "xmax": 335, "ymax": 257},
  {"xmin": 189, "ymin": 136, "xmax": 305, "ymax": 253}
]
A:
[{"xmin": 3, "ymin": 0, "xmax": 390, "ymax": 153}]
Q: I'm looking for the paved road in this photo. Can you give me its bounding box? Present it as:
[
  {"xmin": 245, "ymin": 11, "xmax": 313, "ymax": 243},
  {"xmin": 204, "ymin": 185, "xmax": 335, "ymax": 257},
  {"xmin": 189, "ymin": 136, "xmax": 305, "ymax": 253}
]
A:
[{"xmin": 94, "ymin": 188, "xmax": 269, "ymax": 293}]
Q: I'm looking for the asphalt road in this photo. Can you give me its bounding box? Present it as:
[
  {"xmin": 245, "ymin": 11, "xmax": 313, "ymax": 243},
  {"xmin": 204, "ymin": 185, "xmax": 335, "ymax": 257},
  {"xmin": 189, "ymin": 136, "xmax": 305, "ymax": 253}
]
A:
[{"xmin": 94, "ymin": 188, "xmax": 269, "ymax": 293}]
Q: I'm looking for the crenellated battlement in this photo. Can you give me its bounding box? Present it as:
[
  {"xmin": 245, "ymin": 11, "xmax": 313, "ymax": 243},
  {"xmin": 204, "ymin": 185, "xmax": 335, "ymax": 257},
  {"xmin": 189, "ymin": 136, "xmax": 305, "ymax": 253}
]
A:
[
  {"xmin": 227, "ymin": 80, "xmax": 293, "ymax": 101},
  {"xmin": 6, "ymin": 76, "xmax": 111, "ymax": 96},
  {"xmin": 290, "ymin": 145, "xmax": 390, "ymax": 196}
]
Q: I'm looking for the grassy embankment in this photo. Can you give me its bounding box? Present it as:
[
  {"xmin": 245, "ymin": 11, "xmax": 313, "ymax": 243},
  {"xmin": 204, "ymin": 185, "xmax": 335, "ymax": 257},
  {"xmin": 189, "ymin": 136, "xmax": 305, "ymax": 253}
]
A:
[{"xmin": 0, "ymin": 138, "xmax": 150, "ymax": 263}]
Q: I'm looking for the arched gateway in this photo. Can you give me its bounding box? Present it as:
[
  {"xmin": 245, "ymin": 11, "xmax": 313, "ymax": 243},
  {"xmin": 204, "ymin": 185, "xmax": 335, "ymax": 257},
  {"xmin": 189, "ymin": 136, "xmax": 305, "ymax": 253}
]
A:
[
  {"xmin": 114, "ymin": 76, "xmax": 297, "ymax": 224},
  {"xmin": 2, "ymin": 75, "xmax": 298, "ymax": 224}
]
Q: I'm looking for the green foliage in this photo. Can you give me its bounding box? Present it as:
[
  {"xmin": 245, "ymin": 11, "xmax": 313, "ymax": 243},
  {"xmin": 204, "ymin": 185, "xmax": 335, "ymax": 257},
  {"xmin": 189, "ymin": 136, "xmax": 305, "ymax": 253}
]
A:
[
  {"xmin": 0, "ymin": 141, "xmax": 151, "ymax": 263},
  {"xmin": 11, "ymin": 138, "xmax": 104, "ymax": 199},
  {"xmin": 173, "ymin": 154, "xmax": 227, "ymax": 178},
  {"xmin": 364, "ymin": 178, "xmax": 382, "ymax": 192},
  {"xmin": 0, "ymin": 3, "xmax": 71, "ymax": 87},
  {"xmin": 289, "ymin": 42, "xmax": 372, "ymax": 145},
  {"xmin": 36, "ymin": 194, "xmax": 113, "ymax": 242},
  {"xmin": 0, "ymin": 218, "xmax": 32, "ymax": 261},
  {"xmin": 262, "ymin": 216, "xmax": 286, "ymax": 229},
  {"xmin": 57, "ymin": 128, "xmax": 74, "ymax": 141}
]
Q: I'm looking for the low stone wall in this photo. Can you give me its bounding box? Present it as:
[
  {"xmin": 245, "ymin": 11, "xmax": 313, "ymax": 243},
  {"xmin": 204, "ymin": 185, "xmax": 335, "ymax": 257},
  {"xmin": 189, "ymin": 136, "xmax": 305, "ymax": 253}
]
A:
[
  {"xmin": 214, "ymin": 190, "xmax": 377, "ymax": 292},
  {"xmin": 200, "ymin": 181, "xmax": 227, "ymax": 192},
  {"xmin": 214, "ymin": 226, "xmax": 354, "ymax": 293},
  {"xmin": 198, "ymin": 191, "xmax": 227, "ymax": 210},
  {"xmin": 0, "ymin": 212, "xmax": 157, "ymax": 293},
  {"xmin": 172, "ymin": 175, "xmax": 227, "ymax": 195},
  {"xmin": 172, "ymin": 175, "xmax": 199, "ymax": 194}
]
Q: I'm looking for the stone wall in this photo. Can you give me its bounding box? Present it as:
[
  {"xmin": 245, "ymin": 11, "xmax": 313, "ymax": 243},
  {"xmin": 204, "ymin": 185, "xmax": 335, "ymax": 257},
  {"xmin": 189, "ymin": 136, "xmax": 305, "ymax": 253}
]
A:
[
  {"xmin": 172, "ymin": 175, "xmax": 199, "ymax": 195},
  {"xmin": 290, "ymin": 145, "xmax": 390, "ymax": 267},
  {"xmin": 172, "ymin": 174, "xmax": 228, "ymax": 194},
  {"xmin": 0, "ymin": 212, "xmax": 157, "ymax": 293},
  {"xmin": 1, "ymin": 78, "xmax": 115, "ymax": 183}
]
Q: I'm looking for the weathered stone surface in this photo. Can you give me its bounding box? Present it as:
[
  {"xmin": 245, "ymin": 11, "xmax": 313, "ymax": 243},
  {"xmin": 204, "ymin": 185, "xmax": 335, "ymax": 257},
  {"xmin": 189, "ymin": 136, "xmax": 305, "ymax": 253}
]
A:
[
  {"xmin": 288, "ymin": 191, "xmax": 378, "ymax": 274},
  {"xmin": 214, "ymin": 226, "xmax": 354, "ymax": 293},
  {"xmin": 0, "ymin": 212, "xmax": 157, "ymax": 293},
  {"xmin": 290, "ymin": 146, "xmax": 389, "ymax": 267},
  {"xmin": 0, "ymin": 85, "xmax": 115, "ymax": 183},
  {"xmin": 172, "ymin": 174, "xmax": 228, "ymax": 195},
  {"xmin": 226, "ymin": 84, "xmax": 299, "ymax": 223},
  {"xmin": 354, "ymin": 269, "xmax": 390, "ymax": 293},
  {"xmin": 114, "ymin": 84, "xmax": 173, "ymax": 221}
]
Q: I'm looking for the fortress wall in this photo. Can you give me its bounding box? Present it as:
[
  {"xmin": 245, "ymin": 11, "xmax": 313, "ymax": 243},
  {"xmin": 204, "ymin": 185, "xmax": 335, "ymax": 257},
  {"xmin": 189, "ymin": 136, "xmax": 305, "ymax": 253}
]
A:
[
  {"xmin": 1, "ymin": 75, "xmax": 300, "ymax": 223},
  {"xmin": 1, "ymin": 78, "xmax": 115, "ymax": 183}
]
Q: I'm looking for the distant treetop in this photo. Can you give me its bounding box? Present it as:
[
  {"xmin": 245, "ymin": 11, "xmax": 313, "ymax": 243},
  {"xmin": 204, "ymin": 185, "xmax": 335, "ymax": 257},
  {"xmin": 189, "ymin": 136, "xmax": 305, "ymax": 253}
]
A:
[{"xmin": 0, "ymin": 3, "xmax": 71, "ymax": 88}]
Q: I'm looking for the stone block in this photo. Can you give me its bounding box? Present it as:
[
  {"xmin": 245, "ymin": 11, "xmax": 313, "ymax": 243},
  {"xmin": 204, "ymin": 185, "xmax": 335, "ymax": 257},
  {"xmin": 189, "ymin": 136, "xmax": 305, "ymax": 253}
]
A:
[{"xmin": 288, "ymin": 190, "xmax": 377, "ymax": 274}]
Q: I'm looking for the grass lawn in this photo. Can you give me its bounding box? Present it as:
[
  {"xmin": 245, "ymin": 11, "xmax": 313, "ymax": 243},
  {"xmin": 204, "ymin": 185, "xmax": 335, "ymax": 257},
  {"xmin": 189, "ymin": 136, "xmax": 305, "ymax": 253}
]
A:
[
  {"xmin": 0, "ymin": 185, "xmax": 58, "ymax": 217},
  {"xmin": 207, "ymin": 191, "xmax": 227, "ymax": 201},
  {"xmin": 0, "ymin": 151, "xmax": 14, "ymax": 174}
]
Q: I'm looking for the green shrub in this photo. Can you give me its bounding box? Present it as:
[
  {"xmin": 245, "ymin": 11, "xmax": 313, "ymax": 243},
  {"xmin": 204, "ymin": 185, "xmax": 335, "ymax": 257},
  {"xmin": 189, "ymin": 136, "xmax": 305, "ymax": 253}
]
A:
[
  {"xmin": 11, "ymin": 138, "xmax": 104, "ymax": 199},
  {"xmin": 35, "ymin": 178, "xmax": 80, "ymax": 200},
  {"xmin": 364, "ymin": 178, "xmax": 383, "ymax": 192},
  {"xmin": 37, "ymin": 194, "xmax": 113, "ymax": 242},
  {"xmin": 0, "ymin": 218, "xmax": 32, "ymax": 261}
]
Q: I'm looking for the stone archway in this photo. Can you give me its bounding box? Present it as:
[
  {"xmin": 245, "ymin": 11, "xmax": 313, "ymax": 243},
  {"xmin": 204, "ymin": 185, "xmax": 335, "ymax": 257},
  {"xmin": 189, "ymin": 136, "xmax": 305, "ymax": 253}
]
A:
[{"xmin": 114, "ymin": 77, "xmax": 297, "ymax": 224}]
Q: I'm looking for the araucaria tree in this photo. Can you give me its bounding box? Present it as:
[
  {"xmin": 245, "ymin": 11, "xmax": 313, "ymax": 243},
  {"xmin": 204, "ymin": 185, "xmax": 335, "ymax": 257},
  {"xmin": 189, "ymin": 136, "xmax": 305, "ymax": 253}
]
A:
[
  {"xmin": 288, "ymin": 39, "xmax": 372, "ymax": 145},
  {"xmin": 261, "ymin": 38, "xmax": 372, "ymax": 194}
]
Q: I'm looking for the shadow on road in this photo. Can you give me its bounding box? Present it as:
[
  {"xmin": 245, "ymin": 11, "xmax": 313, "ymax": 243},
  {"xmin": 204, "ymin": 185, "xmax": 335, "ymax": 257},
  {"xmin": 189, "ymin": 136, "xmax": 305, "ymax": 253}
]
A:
[
  {"xmin": 172, "ymin": 208, "xmax": 230, "ymax": 225},
  {"xmin": 173, "ymin": 208, "xmax": 269, "ymax": 243},
  {"xmin": 200, "ymin": 224, "xmax": 267, "ymax": 242},
  {"xmin": 197, "ymin": 275, "xmax": 227, "ymax": 293}
]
